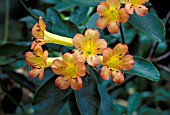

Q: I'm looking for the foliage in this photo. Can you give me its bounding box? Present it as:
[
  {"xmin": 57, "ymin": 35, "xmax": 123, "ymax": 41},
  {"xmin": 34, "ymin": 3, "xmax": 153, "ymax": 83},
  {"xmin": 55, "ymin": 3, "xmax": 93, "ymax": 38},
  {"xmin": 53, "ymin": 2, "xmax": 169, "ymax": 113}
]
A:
[{"xmin": 0, "ymin": 0, "xmax": 170, "ymax": 115}]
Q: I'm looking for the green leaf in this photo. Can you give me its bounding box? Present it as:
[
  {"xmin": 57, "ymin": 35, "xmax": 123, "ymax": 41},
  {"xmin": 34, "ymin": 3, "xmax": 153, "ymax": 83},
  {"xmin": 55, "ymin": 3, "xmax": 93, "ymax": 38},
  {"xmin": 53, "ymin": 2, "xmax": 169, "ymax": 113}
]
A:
[
  {"xmin": 75, "ymin": 67, "xmax": 100, "ymax": 115},
  {"xmin": 86, "ymin": 13, "xmax": 104, "ymax": 35},
  {"xmin": 66, "ymin": 0, "xmax": 105, "ymax": 6},
  {"xmin": 46, "ymin": 8, "xmax": 61, "ymax": 25},
  {"xmin": 88, "ymin": 66, "xmax": 115, "ymax": 115},
  {"xmin": 52, "ymin": 21, "xmax": 80, "ymax": 38},
  {"xmin": 124, "ymin": 56, "xmax": 160, "ymax": 81},
  {"xmin": 127, "ymin": 92, "xmax": 142, "ymax": 114},
  {"xmin": 32, "ymin": 75, "xmax": 72, "ymax": 113},
  {"xmin": 0, "ymin": 57, "xmax": 15, "ymax": 65},
  {"xmin": 3, "ymin": 69, "xmax": 35, "ymax": 93},
  {"xmin": 54, "ymin": 1, "xmax": 76, "ymax": 12},
  {"xmin": 128, "ymin": 13, "xmax": 165, "ymax": 42},
  {"xmin": 71, "ymin": 7, "xmax": 89, "ymax": 26},
  {"xmin": 33, "ymin": 75, "xmax": 72, "ymax": 104},
  {"xmin": 68, "ymin": 92, "xmax": 81, "ymax": 115},
  {"xmin": 139, "ymin": 107, "xmax": 158, "ymax": 115},
  {"xmin": 0, "ymin": 42, "xmax": 30, "ymax": 56}
]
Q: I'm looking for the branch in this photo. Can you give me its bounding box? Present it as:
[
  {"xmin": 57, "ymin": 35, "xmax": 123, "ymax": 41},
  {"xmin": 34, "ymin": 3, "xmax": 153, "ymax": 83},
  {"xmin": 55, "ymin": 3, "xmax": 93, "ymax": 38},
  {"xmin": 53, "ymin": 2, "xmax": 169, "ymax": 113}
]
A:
[
  {"xmin": 152, "ymin": 50, "xmax": 170, "ymax": 62},
  {"xmin": 18, "ymin": 0, "xmax": 39, "ymax": 20}
]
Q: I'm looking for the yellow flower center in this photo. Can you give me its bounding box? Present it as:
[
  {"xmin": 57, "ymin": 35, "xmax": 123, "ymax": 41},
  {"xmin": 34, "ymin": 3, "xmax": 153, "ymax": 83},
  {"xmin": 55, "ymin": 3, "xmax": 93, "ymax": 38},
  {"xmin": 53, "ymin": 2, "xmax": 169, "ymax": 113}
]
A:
[
  {"xmin": 104, "ymin": 7, "xmax": 119, "ymax": 22},
  {"xmin": 107, "ymin": 56, "xmax": 121, "ymax": 71},
  {"xmin": 65, "ymin": 66, "xmax": 77, "ymax": 79},
  {"xmin": 129, "ymin": 0, "xmax": 140, "ymax": 5}
]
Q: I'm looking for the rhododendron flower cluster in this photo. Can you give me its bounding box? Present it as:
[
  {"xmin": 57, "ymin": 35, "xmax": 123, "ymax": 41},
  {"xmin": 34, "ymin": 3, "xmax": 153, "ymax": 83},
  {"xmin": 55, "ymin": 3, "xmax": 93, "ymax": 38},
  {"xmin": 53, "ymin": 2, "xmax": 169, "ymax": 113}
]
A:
[
  {"xmin": 24, "ymin": 0, "xmax": 153, "ymax": 90},
  {"xmin": 96, "ymin": 0, "xmax": 149, "ymax": 34}
]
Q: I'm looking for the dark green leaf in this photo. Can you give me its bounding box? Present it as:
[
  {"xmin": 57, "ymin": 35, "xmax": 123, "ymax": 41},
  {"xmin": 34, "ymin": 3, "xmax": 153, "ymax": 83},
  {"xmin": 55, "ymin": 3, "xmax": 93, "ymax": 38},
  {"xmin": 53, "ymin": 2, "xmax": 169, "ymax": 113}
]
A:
[
  {"xmin": 139, "ymin": 107, "xmax": 158, "ymax": 115},
  {"xmin": 40, "ymin": 0, "xmax": 60, "ymax": 4},
  {"xmin": 86, "ymin": 13, "xmax": 104, "ymax": 35},
  {"xmin": 3, "ymin": 69, "xmax": 35, "ymax": 93},
  {"xmin": 124, "ymin": 56, "xmax": 160, "ymax": 81},
  {"xmin": 46, "ymin": 8, "xmax": 61, "ymax": 25},
  {"xmin": 128, "ymin": 13, "xmax": 165, "ymax": 42},
  {"xmin": 68, "ymin": 92, "xmax": 81, "ymax": 115},
  {"xmin": 66, "ymin": 0, "xmax": 105, "ymax": 6},
  {"xmin": 75, "ymin": 67, "xmax": 100, "ymax": 115},
  {"xmin": 0, "ymin": 42, "xmax": 30, "ymax": 56},
  {"xmin": 0, "ymin": 57, "xmax": 15, "ymax": 65},
  {"xmin": 127, "ymin": 92, "xmax": 142, "ymax": 114},
  {"xmin": 31, "ymin": 9, "xmax": 45, "ymax": 18},
  {"xmin": 52, "ymin": 21, "xmax": 80, "ymax": 38},
  {"xmin": 71, "ymin": 7, "xmax": 89, "ymax": 25},
  {"xmin": 33, "ymin": 75, "xmax": 72, "ymax": 105},
  {"xmin": 88, "ymin": 67, "xmax": 115, "ymax": 115},
  {"xmin": 54, "ymin": 1, "xmax": 76, "ymax": 12}
]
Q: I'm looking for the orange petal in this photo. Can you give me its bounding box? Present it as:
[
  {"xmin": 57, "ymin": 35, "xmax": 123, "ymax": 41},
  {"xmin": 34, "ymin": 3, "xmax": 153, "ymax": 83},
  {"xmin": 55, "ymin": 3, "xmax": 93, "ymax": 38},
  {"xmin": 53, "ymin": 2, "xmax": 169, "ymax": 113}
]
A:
[
  {"xmin": 135, "ymin": 5, "xmax": 148, "ymax": 16},
  {"xmin": 102, "ymin": 48, "xmax": 113, "ymax": 65},
  {"xmin": 43, "ymin": 50, "xmax": 49, "ymax": 61},
  {"xmin": 73, "ymin": 33, "xmax": 86, "ymax": 49},
  {"xmin": 106, "ymin": 0, "xmax": 121, "ymax": 9},
  {"xmin": 85, "ymin": 29, "xmax": 100, "ymax": 45},
  {"xmin": 100, "ymin": 66, "xmax": 111, "ymax": 80},
  {"xmin": 62, "ymin": 53, "xmax": 77, "ymax": 66},
  {"xmin": 55, "ymin": 76, "xmax": 70, "ymax": 90},
  {"xmin": 25, "ymin": 52, "xmax": 44, "ymax": 66},
  {"xmin": 70, "ymin": 77, "xmax": 82, "ymax": 90},
  {"xmin": 39, "ymin": 16, "xmax": 46, "ymax": 31},
  {"xmin": 119, "ymin": 8, "xmax": 129, "ymax": 23},
  {"xmin": 75, "ymin": 62, "xmax": 86, "ymax": 77},
  {"xmin": 113, "ymin": 43, "xmax": 128, "ymax": 57},
  {"xmin": 94, "ymin": 39, "xmax": 107, "ymax": 54},
  {"xmin": 32, "ymin": 23, "xmax": 44, "ymax": 39},
  {"xmin": 74, "ymin": 50, "xmax": 87, "ymax": 63},
  {"xmin": 111, "ymin": 71, "xmax": 124, "ymax": 84},
  {"xmin": 29, "ymin": 69, "xmax": 40, "ymax": 78},
  {"xmin": 119, "ymin": 55, "xmax": 134, "ymax": 71},
  {"xmin": 108, "ymin": 22, "xmax": 119, "ymax": 34},
  {"xmin": 33, "ymin": 45, "xmax": 43, "ymax": 58},
  {"xmin": 51, "ymin": 59, "xmax": 67, "ymax": 75},
  {"xmin": 39, "ymin": 69, "xmax": 44, "ymax": 80},
  {"xmin": 97, "ymin": 2, "xmax": 109, "ymax": 16},
  {"xmin": 87, "ymin": 55, "xmax": 100, "ymax": 66},
  {"xmin": 96, "ymin": 17, "xmax": 109, "ymax": 29},
  {"xmin": 125, "ymin": 3, "xmax": 134, "ymax": 14}
]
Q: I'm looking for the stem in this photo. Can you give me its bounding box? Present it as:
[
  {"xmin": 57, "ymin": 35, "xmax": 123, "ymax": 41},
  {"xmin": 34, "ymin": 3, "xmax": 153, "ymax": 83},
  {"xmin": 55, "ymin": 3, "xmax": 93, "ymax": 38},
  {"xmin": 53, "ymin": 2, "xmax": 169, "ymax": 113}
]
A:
[
  {"xmin": 156, "ymin": 63, "xmax": 170, "ymax": 73},
  {"xmin": 3, "ymin": 0, "xmax": 10, "ymax": 44},
  {"xmin": 148, "ymin": 42, "xmax": 158, "ymax": 59},
  {"xmin": 18, "ymin": 0, "xmax": 39, "ymax": 20},
  {"xmin": 120, "ymin": 24, "xmax": 125, "ymax": 44},
  {"xmin": 152, "ymin": 50, "xmax": 170, "ymax": 62}
]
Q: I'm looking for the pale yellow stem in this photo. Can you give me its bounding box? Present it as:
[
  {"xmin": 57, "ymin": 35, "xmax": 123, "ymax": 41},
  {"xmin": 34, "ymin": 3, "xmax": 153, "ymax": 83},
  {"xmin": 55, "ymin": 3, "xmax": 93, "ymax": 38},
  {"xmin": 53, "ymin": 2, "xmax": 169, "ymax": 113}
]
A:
[
  {"xmin": 44, "ymin": 30, "xmax": 73, "ymax": 47},
  {"xmin": 46, "ymin": 57, "xmax": 62, "ymax": 67}
]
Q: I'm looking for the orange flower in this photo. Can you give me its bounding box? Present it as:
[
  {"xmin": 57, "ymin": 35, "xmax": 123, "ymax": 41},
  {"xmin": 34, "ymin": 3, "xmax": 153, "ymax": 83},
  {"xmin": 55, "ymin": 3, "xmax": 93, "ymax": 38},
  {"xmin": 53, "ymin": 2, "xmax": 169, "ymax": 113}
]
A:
[
  {"xmin": 31, "ymin": 16, "xmax": 73, "ymax": 49},
  {"xmin": 96, "ymin": 0, "xmax": 129, "ymax": 34},
  {"xmin": 100, "ymin": 43, "xmax": 134, "ymax": 84},
  {"xmin": 25, "ymin": 45, "xmax": 61, "ymax": 80},
  {"xmin": 51, "ymin": 53, "xmax": 86, "ymax": 90},
  {"xmin": 124, "ymin": 0, "xmax": 149, "ymax": 16},
  {"xmin": 73, "ymin": 29, "xmax": 107, "ymax": 66}
]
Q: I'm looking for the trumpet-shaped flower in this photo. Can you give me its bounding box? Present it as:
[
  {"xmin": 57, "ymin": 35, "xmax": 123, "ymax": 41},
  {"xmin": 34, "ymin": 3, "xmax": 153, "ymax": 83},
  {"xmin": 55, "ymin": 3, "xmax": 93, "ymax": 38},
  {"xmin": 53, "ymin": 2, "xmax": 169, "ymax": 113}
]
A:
[
  {"xmin": 31, "ymin": 16, "xmax": 73, "ymax": 49},
  {"xmin": 73, "ymin": 29, "xmax": 107, "ymax": 66},
  {"xmin": 96, "ymin": 0, "xmax": 129, "ymax": 34},
  {"xmin": 100, "ymin": 43, "xmax": 134, "ymax": 84},
  {"xmin": 124, "ymin": 0, "xmax": 149, "ymax": 16},
  {"xmin": 51, "ymin": 53, "xmax": 86, "ymax": 90},
  {"xmin": 25, "ymin": 45, "xmax": 61, "ymax": 80}
]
